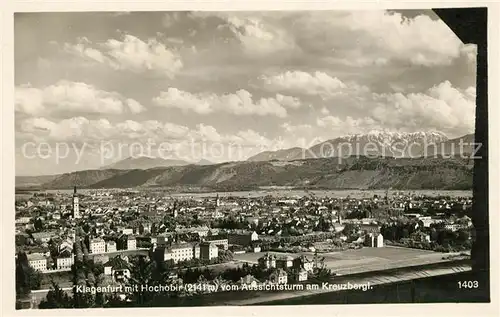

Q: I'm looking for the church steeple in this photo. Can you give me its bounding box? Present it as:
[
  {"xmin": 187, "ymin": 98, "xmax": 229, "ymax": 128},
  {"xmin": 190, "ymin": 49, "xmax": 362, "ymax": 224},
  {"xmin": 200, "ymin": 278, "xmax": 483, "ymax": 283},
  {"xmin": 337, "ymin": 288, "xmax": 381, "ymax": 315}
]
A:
[{"xmin": 72, "ymin": 185, "xmax": 80, "ymax": 219}]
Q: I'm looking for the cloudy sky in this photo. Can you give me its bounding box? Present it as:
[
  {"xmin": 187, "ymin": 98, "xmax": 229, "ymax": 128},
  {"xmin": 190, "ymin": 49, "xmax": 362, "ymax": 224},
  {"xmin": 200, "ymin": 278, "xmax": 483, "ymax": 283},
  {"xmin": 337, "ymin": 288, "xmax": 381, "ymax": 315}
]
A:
[{"xmin": 15, "ymin": 10, "xmax": 477, "ymax": 175}]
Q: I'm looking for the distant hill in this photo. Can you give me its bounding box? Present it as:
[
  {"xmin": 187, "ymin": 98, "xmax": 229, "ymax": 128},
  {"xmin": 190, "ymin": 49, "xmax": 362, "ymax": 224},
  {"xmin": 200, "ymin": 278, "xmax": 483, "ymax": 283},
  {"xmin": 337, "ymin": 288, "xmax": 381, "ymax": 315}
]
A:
[
  {"xmin": 101, "ymin": 156, "xmax": 191, "ymax": 170},
  {"xmin": 247, "ymin": 147, "xmax": 306, "ymax": 162},
  {"xmin": 41, "ymin": 169, "xmax": 128, "ymax": 189},
  {"xmin": 247, "ymin": 131, "xmax": 451, "ymax": 162},
  {"xmin": 15, "ymin": 174, "xmax": 60, "ymax": 187},
  {"xmin": 35, "ymin": 155, "xmax": 473, "ymax": 191},
  {"xmin": 423, "ymin": 134, "xmax": 475, "ymax": 157}
]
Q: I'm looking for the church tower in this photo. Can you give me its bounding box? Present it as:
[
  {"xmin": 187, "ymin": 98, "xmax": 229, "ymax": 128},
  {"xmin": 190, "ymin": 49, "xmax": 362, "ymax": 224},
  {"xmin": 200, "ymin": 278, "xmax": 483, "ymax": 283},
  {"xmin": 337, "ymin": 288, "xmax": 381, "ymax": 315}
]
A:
[
  {"xmin": 172, "ymin": 200, "xmax": 178, "ymax": 218},
  {"xmin": 72, "ymin": 186, "xmax": 80, "ymax": 219}
]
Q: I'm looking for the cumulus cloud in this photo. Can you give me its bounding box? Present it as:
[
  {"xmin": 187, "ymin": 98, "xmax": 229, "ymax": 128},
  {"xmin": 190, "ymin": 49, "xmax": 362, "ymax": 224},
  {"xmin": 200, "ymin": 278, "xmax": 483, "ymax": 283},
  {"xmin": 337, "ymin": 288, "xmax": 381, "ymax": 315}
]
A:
[
  {"xmin": 162, "ymin": 12, "xmax": 183, "ymax": 28},
  {"xmin": 294, "ymin": 10, "xmax": 469, "ymax": 67},
  {"xmin": 18, "ymin": 117, "xmax": 190, "ymax": 143},
  {"xmin": 17, "ymin": 117, "xmax": 275, "ymax": 162},
  {"xmin": 20, "ymin": 117, "xmax": 110, "ymax": 142},
  {"xmin": 279, "ymin": 81, "xmax": 475, "ymax": 142},
  {"xmin": 64, "ymin": 39, "xmax": 107, "ymax": 63},
  {"xmin": 225, "ymin": 15, "xmax": 294, "ymax": 55},
  {"xmin": 370, "ymin": 81, "xmax": 475, "ymax": 136},
  {"xmin": 15, "ymin": 10, "xmax": 477, "ymax": 172},
  {"xmin": 320, "ymin": 107, "xmax": 330, "ymax": 115},
  {"xmin": 261, "ymin": 71, "xmax": 368, "ymax": 99},
  {"xmin": 316, "ymin": 116, "xmax": 379, "ymax": 133},
  {"xmin": 153, "ymin": 88, "xmax": 299, "ymax": 117},
  {"xmin": 64, "ymin": 34, "xmax": 183, "ymax": 78},
  {"xmin": 461, "ymin": 44, "xmax": 478, "ymax": 64},
  {"xmin": 278, "ymin": 122, "xmax": 323, "ymax": 148},
  {"xmin": 275, "ymin": 94, "xmax": 302, "ymax": 109},
  {"xmin": 18, "ymin": 117, "xmax": 273, "ymax": 145},
  {"xmin": 15, "ymin": 81, "xmax": 146, "ymax": 115},
  {"xmin": 281, "ymin": 122, "xmax": 313, "ymax": 134},
  {"xmin": 191, "ymin": 12, "xmax": 295, "ymax": 56},
  {"xmin": 126, "ymin": 99, "xmax": 147, "ymax": 114}
]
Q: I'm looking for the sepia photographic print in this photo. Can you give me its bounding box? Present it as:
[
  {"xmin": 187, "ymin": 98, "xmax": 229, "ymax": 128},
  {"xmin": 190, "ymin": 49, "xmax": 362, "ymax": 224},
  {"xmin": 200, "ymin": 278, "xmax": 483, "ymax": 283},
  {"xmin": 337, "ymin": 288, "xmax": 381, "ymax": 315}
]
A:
[{"xmin": 4, "ymin": 2, "xmax": 497, "ymax": 315}]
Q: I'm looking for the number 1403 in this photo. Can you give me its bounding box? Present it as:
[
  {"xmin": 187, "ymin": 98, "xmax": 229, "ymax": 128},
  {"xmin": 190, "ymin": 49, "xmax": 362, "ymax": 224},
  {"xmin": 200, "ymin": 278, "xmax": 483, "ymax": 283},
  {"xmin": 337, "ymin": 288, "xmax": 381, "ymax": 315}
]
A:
[{"xmin": 458, "ymin": 281, "xmax": 479, "ymax": 289}]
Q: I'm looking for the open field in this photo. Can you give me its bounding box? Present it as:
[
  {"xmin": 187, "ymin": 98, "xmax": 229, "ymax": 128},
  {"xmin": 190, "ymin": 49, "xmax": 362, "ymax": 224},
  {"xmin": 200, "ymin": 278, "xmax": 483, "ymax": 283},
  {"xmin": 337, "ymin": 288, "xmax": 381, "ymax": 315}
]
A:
[
  {"xmin": 31, "ymin": 189, "xmax": 472, "ymax": 198},
  {"xmin": 233, "ymin": 246, "xmax": 457, "ymax": 275}
]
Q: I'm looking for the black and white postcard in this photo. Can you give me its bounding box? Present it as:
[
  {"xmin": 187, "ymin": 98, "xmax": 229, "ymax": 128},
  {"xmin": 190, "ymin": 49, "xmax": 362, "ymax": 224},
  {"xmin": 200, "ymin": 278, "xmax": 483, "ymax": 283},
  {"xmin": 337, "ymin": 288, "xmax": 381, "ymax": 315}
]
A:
[{"xmin": 2, "ymin": 2, "xmax": 498, "ymax": 317}]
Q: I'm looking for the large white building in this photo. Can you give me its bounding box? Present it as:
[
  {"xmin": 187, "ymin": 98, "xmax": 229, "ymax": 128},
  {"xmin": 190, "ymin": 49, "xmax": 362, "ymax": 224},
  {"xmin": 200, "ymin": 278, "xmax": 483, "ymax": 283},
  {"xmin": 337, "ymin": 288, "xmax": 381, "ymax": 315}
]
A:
[
  {"xmin": 56, "ymin": 255, "xmax": 74, "ymax": 270},
  {"xmin": 27, "ymin": 253, "xmax": 47, "ymax": 272},
  {"xmin": 170, "ymin": 243, "xmax": 195, "ymax": 263},
  {"xmin": 155, "ymin": 241, "xmax": 220, "ymax": 264},
  {"xmin": 90, "ymin": 238, "xmax": 106, "ymax": 254}
]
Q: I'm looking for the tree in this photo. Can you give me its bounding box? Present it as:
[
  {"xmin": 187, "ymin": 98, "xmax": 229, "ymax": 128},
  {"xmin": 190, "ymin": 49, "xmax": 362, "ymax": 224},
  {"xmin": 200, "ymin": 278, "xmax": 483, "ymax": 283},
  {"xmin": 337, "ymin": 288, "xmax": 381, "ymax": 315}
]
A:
[
  {"xmin": 315, "ymin": 267, "xmax": 334, "ymax": 282},
  {"xmin": 34, "ymin": 218, "xmax": 44, "ymax": 232},
  {"xmin": 39, "ymin": 281, "xmax": 73, "ymax": 309},
  {"xmin": 124, "ymin": 255, "xmax": 175, "ymax": 306},
  {"xmin": 16, "ymin": 252, "xmax": 42, "ymax": 299},
  {"xmin": 457, "ymin": 229, "xmax": 470, "ymax": 244},
  {"xmin": 218, "ymin": 250, "xmax": 234, "ymax": 263},
  {"xmin": 342, "ymin": 223, "xmax": 358, "ymax": 236},
  {"xmin": 401, "ymin": 228, "xmax": 410, "ymax": 239}
]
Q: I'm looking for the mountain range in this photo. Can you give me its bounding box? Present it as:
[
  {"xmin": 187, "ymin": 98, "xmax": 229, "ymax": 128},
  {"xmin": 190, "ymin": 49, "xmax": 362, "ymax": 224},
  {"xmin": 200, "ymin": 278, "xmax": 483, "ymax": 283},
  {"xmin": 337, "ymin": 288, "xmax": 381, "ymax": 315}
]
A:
[
  {"xmin": 100, "ymin": 156, "xmax": 214, "ymax": 170},
  {"xmin": 246, "ymin": 131, "xmax": 474, "ymax": 162},
  {"xmin": 100, "ymin": 156, "xmax": 190, "ymax": 170},
  {"xmin": 15, "ymin": 131, "xmax": 476, "ymax": 190},
  {"xmin": 16, "ymin": 155, "xmax": 473, "ymax": 191},
  {"xmin": 247, "ymin": 147, "xmax": 305, "ymax": 162}
]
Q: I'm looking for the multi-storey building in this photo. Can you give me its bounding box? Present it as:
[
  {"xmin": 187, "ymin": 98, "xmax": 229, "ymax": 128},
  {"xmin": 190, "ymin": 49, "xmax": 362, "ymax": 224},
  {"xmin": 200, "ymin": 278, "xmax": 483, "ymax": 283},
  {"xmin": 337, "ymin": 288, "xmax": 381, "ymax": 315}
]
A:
[
  {"xmin": 106, "ymin": 241, "xmax": 117, "ymax": 253},
  {"xmin": 169, "ymin": 243, "xmax": 195, "ymax": 263},
  {"xmin": 200, "ymin": 242, "xmax": 218, "ymax": 261},
  {"xmin": 127, "ymin": 236, "xmax": 136, "ymax": 250},
  {"xmin": 56, "ymin": 253, "xmax": 74, "ymax": 270},
  {"xmin": 90, "ymin": 238, "xmax": 106, "ymax": 254},
  {"xmin": 27, "ymin": 253, "xmax": 47, "ymax": 272},
  {"xmin": 205, "ymin": 236, "xmax": 229, "ymax": 250}
]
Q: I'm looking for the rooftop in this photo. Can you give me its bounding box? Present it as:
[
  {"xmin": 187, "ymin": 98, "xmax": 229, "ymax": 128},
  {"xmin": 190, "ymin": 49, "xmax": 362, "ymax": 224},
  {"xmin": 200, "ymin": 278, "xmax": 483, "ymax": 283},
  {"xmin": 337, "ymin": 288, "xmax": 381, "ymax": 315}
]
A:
[{"xmin": 27, "ymin": 253, "xmax": 46, "ymax": 261}]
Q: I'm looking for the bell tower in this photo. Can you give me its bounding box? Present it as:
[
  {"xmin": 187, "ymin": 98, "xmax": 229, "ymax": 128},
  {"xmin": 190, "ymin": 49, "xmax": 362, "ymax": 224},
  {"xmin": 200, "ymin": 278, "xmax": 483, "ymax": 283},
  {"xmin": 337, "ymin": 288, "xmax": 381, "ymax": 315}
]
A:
[{"xmin": 72, "ymin": 185, "xmax": 80, "ymax": 219}]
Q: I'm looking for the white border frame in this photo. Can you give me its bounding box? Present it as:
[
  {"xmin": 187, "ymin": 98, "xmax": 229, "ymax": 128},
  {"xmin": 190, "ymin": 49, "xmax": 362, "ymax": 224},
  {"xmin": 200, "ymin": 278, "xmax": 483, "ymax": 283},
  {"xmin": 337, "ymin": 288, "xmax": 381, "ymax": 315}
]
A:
[{"xmin": 2, "ymin": 1, "xmax": 499, "ymax": 317}]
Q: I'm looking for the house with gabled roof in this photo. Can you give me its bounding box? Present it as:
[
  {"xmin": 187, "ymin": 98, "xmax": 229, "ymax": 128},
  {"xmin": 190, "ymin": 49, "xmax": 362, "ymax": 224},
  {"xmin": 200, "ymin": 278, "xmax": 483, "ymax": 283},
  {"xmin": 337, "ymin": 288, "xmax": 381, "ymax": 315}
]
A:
[{"xmin": 104, "ymin": 255, "xmax": 131, "ymax": 281}]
